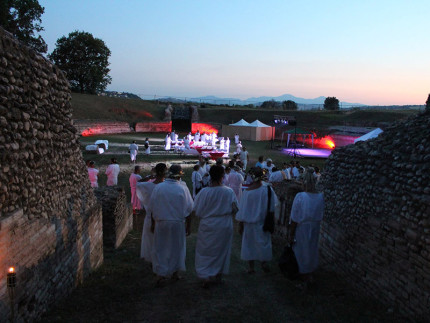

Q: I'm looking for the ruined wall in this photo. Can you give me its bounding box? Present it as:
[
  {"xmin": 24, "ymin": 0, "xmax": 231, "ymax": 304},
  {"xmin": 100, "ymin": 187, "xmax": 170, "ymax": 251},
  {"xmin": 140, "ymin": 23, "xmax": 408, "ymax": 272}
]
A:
[
  {"xmin": 320, "ymin": 113, "xmax": 430, "ymax": 318},
  {"xmin": 0, "ymin": 28, "xmax": 103, "ymax": 321},
  {"xmin": 135, "ymin": 121, "xmax": 171, "ymax": 133},
  {"xmin": 73, "ymin": 119, "xmax": 132, "ymax": 136},
  {"xmin": 94, "ymin": 186, "xmax": 133, "ymax": 249}
]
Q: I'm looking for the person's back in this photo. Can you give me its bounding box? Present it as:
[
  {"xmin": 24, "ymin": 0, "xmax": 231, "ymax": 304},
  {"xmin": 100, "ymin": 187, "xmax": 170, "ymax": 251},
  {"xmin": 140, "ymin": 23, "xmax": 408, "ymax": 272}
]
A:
[
  {"xmin": 106, "ymin": 159, "xmax": 120, "ymax": 186},
  {"xmin": 291, "ymin": 192, "xmax": 324, "ymax": 223},
  {"xmin": 88, "ymin": 166, "xmax": 99, "ymax": 188}
]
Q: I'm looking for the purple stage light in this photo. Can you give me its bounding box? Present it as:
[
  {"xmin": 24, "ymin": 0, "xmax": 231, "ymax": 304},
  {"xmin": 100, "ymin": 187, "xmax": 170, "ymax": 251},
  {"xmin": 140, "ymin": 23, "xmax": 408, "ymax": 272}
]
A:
[{"xmin": 282, "ymin": 148, "xmax": 333, "ymax": 158}]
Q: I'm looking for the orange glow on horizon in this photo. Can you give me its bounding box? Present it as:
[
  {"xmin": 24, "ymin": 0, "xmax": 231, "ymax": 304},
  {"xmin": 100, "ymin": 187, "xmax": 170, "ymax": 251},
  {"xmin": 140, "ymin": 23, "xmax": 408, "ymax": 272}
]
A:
[{"xmin": 192, "ymin": 123, "xmax": 219, "ymax": 134}]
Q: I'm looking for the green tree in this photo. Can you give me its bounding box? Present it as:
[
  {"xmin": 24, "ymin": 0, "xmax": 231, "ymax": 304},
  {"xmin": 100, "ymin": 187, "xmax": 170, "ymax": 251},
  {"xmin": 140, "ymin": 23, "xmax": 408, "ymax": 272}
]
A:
[
  {"xmin": 49, "ymin": 31, "xmax": 112, "ymax": 94},
  {"xmin": 0, "ymin": 0, "xmax": 47, "ymax": 53},
  {"xmin": 261, "ymin": 100, "xmax": 281, "ymax": 109},
  {"xmin": 324, "ymin": 96, "xmax": 340, "ymax": 110},
  {"xmin": 425, "ymin": 93, "xmax": 430, "ymax": 114},
  {"xmin": 282, "ymin": 100, "xmax": 298, "ymax": 110}
]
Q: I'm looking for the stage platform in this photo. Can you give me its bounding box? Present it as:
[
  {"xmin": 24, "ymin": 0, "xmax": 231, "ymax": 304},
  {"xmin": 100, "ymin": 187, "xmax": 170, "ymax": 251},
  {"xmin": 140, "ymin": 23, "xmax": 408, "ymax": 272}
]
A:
[{"xmin": 282, "ymin": 148, "xmax": 333, "ymax": 158}]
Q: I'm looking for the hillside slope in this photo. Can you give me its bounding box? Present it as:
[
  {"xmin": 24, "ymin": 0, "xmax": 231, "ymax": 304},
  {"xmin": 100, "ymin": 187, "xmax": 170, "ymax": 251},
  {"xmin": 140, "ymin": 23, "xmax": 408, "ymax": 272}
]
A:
[{"xmin": 71, "ymin": 93, "xmax": 417, "ymax": 129}]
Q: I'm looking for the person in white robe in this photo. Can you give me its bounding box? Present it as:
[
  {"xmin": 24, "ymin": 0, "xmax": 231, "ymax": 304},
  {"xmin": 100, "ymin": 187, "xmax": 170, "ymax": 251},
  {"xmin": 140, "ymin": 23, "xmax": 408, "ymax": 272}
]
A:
[
  {"xmin": 187, "ymin": 132, "xmax": 193, "ymax": 142},
  {"xmin": 236, "ymin": 141, "xmax": 242, "ymax": 154},
  {"xmin": 269, "ymin": 163, "xmax": 291, "ymax": 182},
  {"xmin": 194, "ymin": 131, "xmax": 200, "ymax": 143},
  {"xmin": 239, "ymin": 147, "xmax": 249, "ymax": 171},
  {"xmin": 129, "ymin": 141, "xmax": 139, "ymax": 163},
  {"xmin": 289, "ymin": 168, "xmax": 324, "ymax": 281},
  {"xmin": 191, "ymin": 164, "xmax": 203, "ymax": 198},
  {"xmin": 170, "ymin": 130, "xmax": 176, "ymax": 141},
  {"xmin": 225, "ymin": 137, "xmax": 230, "ymax": 153},
  {"xmin": 263, "ymin": 158, "xmax": 275, "ymax": 175},
  {"xmin": 184, "ymin": 137, "xmax": 190, "ymax": 149},
  {"xmin": 87, "ymin": 161, "xmax": 99, "ymax": 188},
  {"xmin": 193, "ymin": 165, "xmax": 238, "ymax": 287},
  {"xmin": 226, "ymin": 165, "xmax": 244, "ymax": 201},
  {"xmin": 136, "ymin": 163, "xmax": 167, "ymax": 264},
  {"xmin": 144, "ymin": 138, "xmax": 151, "ymax": 155},
  {"xmin": 220, "ymin": 137, "xmax": 225, "ymax": 151},
  {"xmin": 211, "ymin": 132, "xmax": 218, "ymax": 146},
  {"xmin": 236, "ymin": 167, "xmax": 275, "ymax": 273},
  {"xmin": 105, "ymin": 158, "xmax": 120, "ymax": 186},
  {"xmin": 197, "ymin": 156, "xmax": 210, "ymax": 187},
  {"xmin": 129, "ymin": 165, "xmax": 142, "ymax": 214},
  {"xmin": 165, "ymin": 135, "xmax": 171, "ymax": 151},
  {"xmin": 174, "ymin": 133, "xmax": 179, "ymax": 142},
  {"xmin": 148, "ymin": 165, "xmax": 193, "ymax": 283},
  {"xmin": 234, "ymin": 133, "xmax": 240, "ymax": 144},
  {"xmin": 201, "ymin": 133, "xmax": 207, "ymax": 144}
]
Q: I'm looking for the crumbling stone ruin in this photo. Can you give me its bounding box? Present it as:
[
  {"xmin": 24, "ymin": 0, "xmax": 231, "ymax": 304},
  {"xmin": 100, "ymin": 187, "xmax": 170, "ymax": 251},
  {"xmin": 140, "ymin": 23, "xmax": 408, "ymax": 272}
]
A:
[
  {"xmin": 320, "ymin": 113, "xmax": 430, "ymax": 318},
  {"xmin": 0, "ymin": 28, "xmax": 103, "ymax": 321},
  {"xmin": 94, "ymin": 186, "xmax": 133, "ymax": 249}
]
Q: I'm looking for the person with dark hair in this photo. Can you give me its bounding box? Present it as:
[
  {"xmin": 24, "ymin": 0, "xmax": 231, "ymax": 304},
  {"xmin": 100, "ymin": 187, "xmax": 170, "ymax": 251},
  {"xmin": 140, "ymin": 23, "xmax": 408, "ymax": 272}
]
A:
[
  {"xmin": 255, "ymin": 156, "xmax": 265, "ymax": 169},
  {"xmin": 236, "ymin": 167, "xmax": 276, "ymax": 274},
  {"xmin": 225, "ymin": 164, "xmax": 244, "ymax": 201},
  {"xmin": 289, "ymin": 167, "xmax": 324, "ymax": 283},
  {"xmin": 105, "ymin": 158, "xmax": 120, "ymax": 186},
  {"xmin": 136, "ymin": 163, "xmax": 167, "ymax": 264},
  {"xmin": 129, "ymin": 165, "xmax": 142, "ymax": 214},
  {"xmin": 239, "ymin": 146, "xmax": 249, "ymax": 170},
  {"xmin": 144, "ymin": 138, "xmax": 151, "ymax": 155},
  {"xmin": 129, "ymin": 140, "xmax": 139, "ymax": 163},
  {"xmin": 148, "ymin": 164, "xmax": 193, "ymax": 284},
  {"xmin": 193, "ymin": 165, "xmax": 238, "ymax": 287},
  {"xmin": 87, "ymin": 161, "xmax": 99, "ymax": 188}
]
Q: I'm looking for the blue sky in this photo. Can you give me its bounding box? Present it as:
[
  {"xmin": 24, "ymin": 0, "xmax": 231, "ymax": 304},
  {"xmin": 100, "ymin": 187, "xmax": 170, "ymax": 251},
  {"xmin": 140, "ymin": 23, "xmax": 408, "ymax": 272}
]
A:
[{"xmin": 39, "ymin": 0, "xmax": 430, "ymax": 105}]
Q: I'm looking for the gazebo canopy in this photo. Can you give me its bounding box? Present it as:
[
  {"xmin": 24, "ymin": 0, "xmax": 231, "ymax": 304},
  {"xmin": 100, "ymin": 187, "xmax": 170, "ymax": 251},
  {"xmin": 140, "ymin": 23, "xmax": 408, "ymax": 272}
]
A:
[
  {"xmin": 229, "ymin": 119, "xmax": 250, "ymax": 126},
  {"xmin": 249, "ymin": 120, "xmax": 270, "ymax": 127},
  {"xmin": 282, "ymin": 128, "xmax": 312, "ymax": 135},
  {"xmin": 354, "ymin": 128, "xmax": 383, "ymax": 143}
]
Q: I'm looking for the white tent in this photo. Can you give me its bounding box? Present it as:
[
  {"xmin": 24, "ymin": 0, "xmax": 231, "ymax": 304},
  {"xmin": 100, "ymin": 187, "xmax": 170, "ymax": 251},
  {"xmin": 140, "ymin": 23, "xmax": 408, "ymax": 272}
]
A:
[
  {"xmin": 229, "ymin": 119, "xmax": 250, "ymax": 126},
  {"xmin": 354, "ymin": 128, "xmax": 383, "ymax": 143},
  {"xmin": 249, "ymin": 120, "xmax": 271, "ymax": 127}
]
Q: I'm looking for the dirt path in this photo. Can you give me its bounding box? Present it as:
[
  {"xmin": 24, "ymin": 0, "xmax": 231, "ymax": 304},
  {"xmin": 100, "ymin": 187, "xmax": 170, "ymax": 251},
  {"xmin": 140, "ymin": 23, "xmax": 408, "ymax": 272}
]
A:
[{"xmin": 41, "ymin": 218, "xmax": 404, "ymax": 323}]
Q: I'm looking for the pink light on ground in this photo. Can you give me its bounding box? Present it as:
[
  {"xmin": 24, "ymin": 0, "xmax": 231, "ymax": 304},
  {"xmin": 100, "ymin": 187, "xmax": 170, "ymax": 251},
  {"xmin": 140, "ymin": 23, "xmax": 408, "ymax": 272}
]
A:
[
  {"xmin": 192, "ymin": 123, "xmax": 219, "ymax": 134},
  {"xmin": 81, "ymin": 127, "xmax": 104, "ymax": 137}
]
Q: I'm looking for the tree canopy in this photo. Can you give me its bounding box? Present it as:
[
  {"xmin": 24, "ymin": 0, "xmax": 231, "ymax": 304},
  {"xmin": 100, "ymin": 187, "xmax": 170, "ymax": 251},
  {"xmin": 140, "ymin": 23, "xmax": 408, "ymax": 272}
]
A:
[
  {"xmin": 282, "ymin": 100, "xmax": 298, "ymax": 110},
  {"xmin": 0, "ymin": 0, "xmax": 47, "ymax": 53},
  {"xmin": 49, "ymin": 31, "xmax": 112, "ymax": 94},
  {"xmin": 261, "ymin": 100, "xmax": 281, "ymax": 109},
  {"xmin": 324, "ymin": 97, "xmax": 340, "ymax": 110}
]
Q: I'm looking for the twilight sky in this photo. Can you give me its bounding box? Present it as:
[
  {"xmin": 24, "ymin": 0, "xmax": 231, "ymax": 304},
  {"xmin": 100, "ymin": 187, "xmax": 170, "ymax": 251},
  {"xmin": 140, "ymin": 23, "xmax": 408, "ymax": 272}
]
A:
[{"xmin": 39, "ymin": 0, "xmax": 429, "ymax": 105}]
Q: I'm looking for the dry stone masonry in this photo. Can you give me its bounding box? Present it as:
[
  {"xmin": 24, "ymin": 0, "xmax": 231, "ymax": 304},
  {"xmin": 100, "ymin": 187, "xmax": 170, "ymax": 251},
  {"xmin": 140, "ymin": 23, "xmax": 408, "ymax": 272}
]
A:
[
  {"xmin": 94, "ymin": 186, "xmax": 133, "ymax": 249},
  {"xmin": 320, "ymin": 112, "xmax": 430, "ymax": 319},
  {"xmin": 0, "ymin": 28, "xmax": 103, "ymax": 321}
]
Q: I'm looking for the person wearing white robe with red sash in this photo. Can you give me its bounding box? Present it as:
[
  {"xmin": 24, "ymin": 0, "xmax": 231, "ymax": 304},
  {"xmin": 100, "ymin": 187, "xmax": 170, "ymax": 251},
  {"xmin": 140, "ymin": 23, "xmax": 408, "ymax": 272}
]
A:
[
  {"xmin": 148, "ymin": 165, "xmax": 193, "ymax": 283},
  {"xmin": 236, "ymin": 168, "xmax": 275, "ymax": 273},
  {"xmin": 136, "ymin": 163, "xmax": 167, "ymax": 264},
  {"xmin": 193, "ymin": 165, "xmax": 238, "ymax": 287}
]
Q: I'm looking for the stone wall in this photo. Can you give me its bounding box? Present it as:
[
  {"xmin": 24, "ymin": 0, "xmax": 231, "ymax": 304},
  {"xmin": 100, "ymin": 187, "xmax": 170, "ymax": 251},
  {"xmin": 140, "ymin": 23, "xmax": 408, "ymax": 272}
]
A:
[
  {"xmin": 0, "ymin": 28, "xmax": 103, "ymax": 321},
  {"xmin": 320, "ymin": 113, "xmax": 430, "ymax": 318},
  {"xmin": 94, "ymin": 186, "xmax": 133, "ymax": 249},
  {"xmin": 74, "ymin": 119, "xmax": 133, "ymax": 136},
  {"xmin": 135, "ymin": 121, "xmax": 172, "ymax": 133}
]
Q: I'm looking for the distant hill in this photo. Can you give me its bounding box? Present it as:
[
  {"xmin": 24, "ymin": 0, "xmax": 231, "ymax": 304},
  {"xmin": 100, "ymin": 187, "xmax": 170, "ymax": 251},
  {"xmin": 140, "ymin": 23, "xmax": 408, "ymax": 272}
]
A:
[
  {"xmin": 193, "ymin": 93, "xmax": 365, "ymax": 108},
  {"xmin": 100, "ymin": 91, "xmax": 142, "ymax": 100}
]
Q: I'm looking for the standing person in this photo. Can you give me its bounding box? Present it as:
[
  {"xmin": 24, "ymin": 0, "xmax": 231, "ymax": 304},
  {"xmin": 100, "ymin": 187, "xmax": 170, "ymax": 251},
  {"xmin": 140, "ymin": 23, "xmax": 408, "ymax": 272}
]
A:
[
  {"xmin": 197, "ymin": 156, "xmax": 210, "ymax": 187},
  {"xmin": 105, "ymin": 158, "xmax": 120, "ymax": 186},
  {"xmin": 165, "ymin": 134, "xmax": 171, "ymax": 151},
  {"xmin": 129, "ymin": 165, "xmax": 142, "ymax": 214},
  {"xmin": 289, "ymin": 168, "xmax": 324, "ymax": 282},
  {"xmin": 255, "ymin": 156, "xmax": 265, "ymax": 169},
  {"xmin": 87, "ymin": 161, "xmax": 99, "ymax": 188},
  {"xmin": 187, "ymin": 132, "xmax": 193, "ymax": 142},
  {"xmin": 129, "ymin": 141, "xmax": 139, "ymax": 163},
  {"xmin": 148, "ymin": 165, "xmax": 193, "ymax": 284},
  {"xmin": 220, "ymin": 137, "xmax": 225, "ymax": 151},
  {"xmin": 136, "ymin": 163, "xmax": 167, "ymax": 264},
  {"xmin": 192, "ymin": 164, "xmax": 203, "ymax": 198},
  {"xmin": 201, "ymin": 132, "xmax": 207, "ymax": 144},
  {"xmin": 234, "ymin": 133, "xmax": 240, "ymax": 144},
  {"xmin": 194, "ymin": 130, "xmax": 201, "ymax": 143},
  {"xmin": 236, "ymin": 168, "xmax": 275, "ymax": 273},
  {"xmin": 263, "ymin": 158, "xmax": 275, "ymax": 175},
  {"xmin": 193, "ymin": 165, "xmax": 238, "ymax": 287},
  {"xmin": 236, "ymin": 141, "xmax": 243, "ymax": 154},
  {"xmin": 226, "ymin": 165, "xmax": 244, "ymax": 201},
  {"xmin": 225, "ymin": 137, "xmax": 230, "ymax": 153},
  {"xmin": 170, "ymin": 130, "xmax": 176, "ymax": 141},
  {"xmin": 144, "ymin": 138, "xmax": 151, "ymax": 155},
  {"xmin": 211, "ymin": 131, "xmax": 218, "ymax": 146},
  {"xmin": 269, "ymin": 163, "xmax": 291, "ymax": 182},
  {"xmin": 239, "ymin": 146, "xmax": 249, "ymax": 171},
  {"xmin": 184, "ymin": 136, "xmax": 190, "ymax": 149}
]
